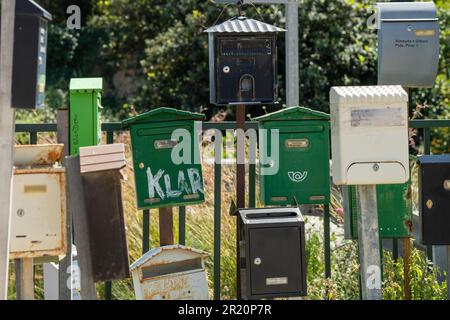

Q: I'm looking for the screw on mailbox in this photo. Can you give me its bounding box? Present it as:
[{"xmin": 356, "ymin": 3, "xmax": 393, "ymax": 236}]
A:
[
  {"xmin": 254, "ymin": 258, "xmax": 262, "ymax": 266},
  {"xmin": 373, "ymin": 164, "xmax": 380, "ymax": 172},
  {"xmin": 426, "ymin": 200, "xmax": 433, "ymax": 209}
]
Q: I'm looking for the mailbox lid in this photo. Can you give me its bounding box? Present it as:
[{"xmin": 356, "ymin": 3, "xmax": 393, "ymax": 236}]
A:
[
  {"xmin": 16, "ymin": 0, "xmax": 52, "ymax": 20},
  {"xmin": 122, "ymin": 107, "xmax": 204, "ymax": 128},
  {"xmin": 377, "ymin": 2, "xmax": 438, "ymax": 21},
  {"xmin": 14, "ymin": 144, "xmax": 64, "ymax": 167},
  {"xmin": 418, "ymin": 155, "xmax": 450, "ymax": 245}
]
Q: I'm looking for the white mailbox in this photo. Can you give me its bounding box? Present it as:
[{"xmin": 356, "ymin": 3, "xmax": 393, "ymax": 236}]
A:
[
  {"xmin": 10, "ymin": 145, "xmax": 67, "ymax": 259},
  {"xmin": 330, "ymin": 85, "xmax": 409, "ymax": 185},
  {"xmin": 130, "ymin": 245, "xmax": 210, "ymax": 300}
]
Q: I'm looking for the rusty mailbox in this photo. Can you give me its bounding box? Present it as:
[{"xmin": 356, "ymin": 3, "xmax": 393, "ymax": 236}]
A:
[
  {"xmin": 10, "ymin": 145, "xmax": 66, "ymax": 259},
  {"xmin": 130, "ymin": 245, "xmax": 210, "ymax": 300},
  {"xmin": 79, "ymin": 143, "xmax": 130, "ymax": 282}
]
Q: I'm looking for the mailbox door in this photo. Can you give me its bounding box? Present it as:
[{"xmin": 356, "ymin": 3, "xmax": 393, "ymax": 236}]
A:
[
  {"xmin": 70, "ymin": 92, "xmax": 100, "ymax": 156},
  {"xmin": 249, "ymin": 226, "xmax": 304, "ymax": 297},
  {"xmin": 348, "ymin": 183, "xmax": 412, "ymax": 239},
  {"xmin": 420, "ymin": 163, "xmax": 450, "ymax": 245},
  {"xmin": 378, "ymin": 21, "xmax": 439, "ymax": 87},
  {"xmin": 261, "ymin": 121, "xmax": 330, "ymax": 205},
  {"xmin": 216, "ymin": 35, "xmax": 276, "ymax": 104},
  {"xmin": 10, "ymin": 171, "xmax": 66, "ymax": 258},
  {"xmin": 130, "ymin": 121, "xmax": 205, "ymax": 210}
]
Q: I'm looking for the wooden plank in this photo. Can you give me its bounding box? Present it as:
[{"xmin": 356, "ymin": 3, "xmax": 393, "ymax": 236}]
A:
[
  {"xmin": 57, "ymin": 110, "xmax": 73, "ymax": 300},
  {"xmin": 14, "ymin": 258, "xmax": 34, "ymax": 300},
  {"xmin": 159, "ymin": 208, "xmax": 174, "ymax": 247},
  {"xmin": 79, "ymin": 144, "xmax": 126, "ymax": 173},
  {"xmin": 0, "ymin": 0, "xmax": 17, "ymax": 300},
  {"xmin": 66, "ymin": 156, "xmax": 97, "ymax": 300}
]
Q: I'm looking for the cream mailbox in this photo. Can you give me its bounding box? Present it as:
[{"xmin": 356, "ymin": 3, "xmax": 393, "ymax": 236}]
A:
[
  {"xmin": 10, "ymin": 145, "xmax": 66, "ymax": 259},
  {"xmin": 130, "ymin": 245, "xmax": 209, "ymax": 300},
  {"xmin": 330, "ymin": 85, "xmax": 409, "ymax": 185}
]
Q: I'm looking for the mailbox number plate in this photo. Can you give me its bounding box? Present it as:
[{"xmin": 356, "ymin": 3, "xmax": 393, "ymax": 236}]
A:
[
  {"xmin": 351, "ymin": 107, "xmax": 404, "ymax": 127},
  {"xmin": 285, "ymin": 139, "xmax": 309, "ymax": 149},
  {"xmin": 154, "ymin": 139, "xmax": 179, "ymax": 149}
]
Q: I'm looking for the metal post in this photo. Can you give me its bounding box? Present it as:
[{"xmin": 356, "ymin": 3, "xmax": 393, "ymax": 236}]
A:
[
  {"xmin": 159, "ymin": 208, "xmax": 174, "ymax": 247},
  {"xmin": 57, "ymin": 109, "xmax": 73, "ymax": 300},
  {"xmin": 285, "ymin": 0, "xmax": 299, "ymax": 107},
  {"xmin": 143, "ymin": 210, "xmax": 150, "ymax": 254},
  {"xmin": 403, "ymin": 238, "xmax": 411, "ymax": 300},
  {"xmin": 447, "ymin": 246, "xmax": 450, "ymax": 300},
  {"xmin": 179, "ymin": 207, "xmax": 186, "ymax": 246},
  {"xmin": 0, "ymin": 0, "xmax": 16, "ymax": 301},
  {"xmin": 14, "ymin": 259, "xmax": 34, "ymax": 300},
  {"xmin": 236, "ymin": 104, "xmax": 246, "ymax": 300},
  {"xmin": 356, "ymin": 185, "xmax": 382, "ymax": 300},
  {"xmin": 324, "ymin": 205, "xmax": 331, "ymax": 279}
]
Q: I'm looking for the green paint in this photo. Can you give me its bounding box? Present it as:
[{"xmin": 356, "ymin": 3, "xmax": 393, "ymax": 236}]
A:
[
  {"xmin": 255, "ymin": 107, "xmax": 331, "ymax": 205},
  {"xmin": 69, "ymin": 78, "xmax": 103, "ymax": 156},
  {"xmin": 123, "ymin": 108, "xmax": 205, "ymax": 210}
]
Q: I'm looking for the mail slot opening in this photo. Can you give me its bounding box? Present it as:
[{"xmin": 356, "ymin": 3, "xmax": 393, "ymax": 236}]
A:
[
  {"xmin": 246, "ymin": 211, "xmax": 297, "ymax": 220},
  {"xmin": 141, "ymin": 258, "xmax": 203, "ymax": 280}
]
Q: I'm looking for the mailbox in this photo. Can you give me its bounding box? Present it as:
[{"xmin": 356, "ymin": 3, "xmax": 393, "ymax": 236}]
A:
[
  {"xmin": 377, "ymin": 2, "xmax": 440, "ymax": 88},
  {"xmin": 11, "ymin": 0, "xmax": 52, "ymax": 109},
  {"xmin": 254, "ymin": 106, "xmax": 331, "ymax": 205},
  {"xmin": 238, "ymin": 207, "xmax": 307, "ymax": 299},
  {"xmin": 130, "ymin": 245, "xmax": 210, "ymax": 300},
  {"xmin": 10, "ymin": 145, "xmax": 66, "ymax": 259},
  {"xmin": 330, "ymin": 85, "xmax": 409, "ymax": 185},
  {"xmin": 205, "ymin": 16, "xmax": 285, "ymax": 105},
  {"xmin": 418, "ymin": 155, "xmax": 450, "ymax": 245},
  {"xmin": 123, "ymin": 108, "xmax": 205, "ymax": 210},
  {"xmin": 79, "ymin": 144, "xmax": 130, "ymax": 282},
  {"xmin": 69, "ymin": 78, "xmax": 103, "ymax": 156},
  {"xmin": 343, "ymin": 182, "xmax": 412, "ymax": 239}
]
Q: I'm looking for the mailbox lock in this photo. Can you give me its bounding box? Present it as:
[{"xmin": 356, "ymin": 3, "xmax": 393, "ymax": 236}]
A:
[
  {"xmin": 407, "ymin": 25, "xmax": 413, "ymax": 32},
  {"xmin": 223, "ymin": 66, "xmax": 230, "ymax": 74},
  {"xmin": 254, "ymin": 258, "xmax": 262, "ymax": 266},
  {"xmin": 17, "ymin": 209, "xmax": 25, "ymax": 218},
  {"xmin": 373, "ymin": 164, "xmax": 380, "ymax": 172},
  {"xmin": 426, "ymin": 200, "xmax": 433, "ymax": 210},
  {"xmin": 444, "ymin": 180, "xmax": 450, "ymax": 191}
]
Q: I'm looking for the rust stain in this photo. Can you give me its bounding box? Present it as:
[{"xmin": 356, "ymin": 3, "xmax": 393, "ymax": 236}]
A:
[
  {"xmin": 143, "ymin": 276, "xmax": 190, "ymax": 300},
  {"xmin": 404, "ymin": 219, "xmax": 413, "ymax": 233}
]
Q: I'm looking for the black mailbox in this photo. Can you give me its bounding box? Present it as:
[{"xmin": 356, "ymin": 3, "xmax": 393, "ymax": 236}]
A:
[
  {"xmin": 12, "ymin": 0, "xmax": 52, "ymax": 109},
  {"xmin": 205, "ymin": 16, "xmax": 284, "ymax": 105},
  {"xmin": 418, "ymin": 155, "xmax": 450, "ymax": 245},
  {"xmin": 238, "ymin": 207, "xmax": 307, "ymax": 299}
]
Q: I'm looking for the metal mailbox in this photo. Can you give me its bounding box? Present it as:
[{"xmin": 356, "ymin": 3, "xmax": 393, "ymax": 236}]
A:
[
  {"xmin": 418, "ymin": 155, "xmax": 450, "ymax": 245},
  {"xmin": 122, "ymin": 108, "xmax": 205, "ymax": 210},
  {"xmin": 11, "ymin": 0, "xmax": 52, "ymax": 109},
  {"xmin": 343, "ymin": 182, "xmax": 413, "ymax": 239},
  {"xmin": 255, "ymin": 106, "xmax": 331, "ymax": 205},
  {"xmin": 79, "ymin": 144, "xmax": 130, "ymax": 282},
  {"xmin": 205, "ymin": 16, "xmax": 285, "ymax": 105},
  {"xmin": 130, "ymin": 245, "xmax": 210, "ymax": 300},
  {"xmin": 330, "ymin": 85, "xmax": 410, "ymax": 186},
  {"xmin": 10, "ymin": 145, "xmax": 66, "ymax": 259},
  {"xmin": 377, "ymin": 2, "xmax": 440, "ymax": 88},
  {"xmin": 238, "ymin": 207, "xmax": 307, "ymax": 299},
  {"xmin": 69, "ymin": 78, "xmax": 103, "ymax": 156}
]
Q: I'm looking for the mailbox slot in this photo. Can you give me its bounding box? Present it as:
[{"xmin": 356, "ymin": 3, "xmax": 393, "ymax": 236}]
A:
[{"xmin": 141, "ymin": 258, "xmax": 203, "ymax": 280}]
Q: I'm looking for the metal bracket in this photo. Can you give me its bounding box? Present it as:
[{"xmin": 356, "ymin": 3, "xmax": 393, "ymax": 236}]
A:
[{"xmin": 229, "ymin": 200, "xmax": 238, "ymax": 217}]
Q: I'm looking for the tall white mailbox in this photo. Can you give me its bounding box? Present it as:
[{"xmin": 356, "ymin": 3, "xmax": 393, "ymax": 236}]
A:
[
  {"xmin": 330, "ymin": 86, "xmax": 409, "ymax": 185},
  {"xmin": 10, "ymin": 145, "xmax": 67, "ymax": 259},
  {"xmin": 130, "ymin": 245, "xmax": 210, "ymax": 300}
]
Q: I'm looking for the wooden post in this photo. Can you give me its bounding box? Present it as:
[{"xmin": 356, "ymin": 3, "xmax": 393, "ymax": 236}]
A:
[
  {"xmin": 159, "ymin": 208, "xmax": 174, "ymax": 247},
  {"xmin": 14, "ymin": 259, "xmax": 34, "ymax": 300},
  {"xmin": 356, "ymin": 185, "xmax": 382, "ymax": 300},
  {"xmin": 403, "ymin": 237, "xmax": 411, "ymax": 300},
  {"xmin": 66, "ymin": 156, "xmax": 97, "ymax": 300},
  {"xmin": 236, "ymin": 104, "xmax": 246, "ymax": 300},
  {"xmin": 57, "ymin": 109, "xmax": 74, "ymax": 300},
  {"xmin": 0, "ymin": 0, "xmax": 17, "ymax": 301}
]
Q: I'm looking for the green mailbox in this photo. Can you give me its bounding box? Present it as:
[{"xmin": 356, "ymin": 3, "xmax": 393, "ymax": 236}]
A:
[
  {"xmin": 255, "ymin": 107, "xmax": 331, "ymax": 206},
  {"xmin": 343, "ymin": 181, "xmax": 413, "ymax": 239},
  {"xmin": 123, "ymin": 108, "xmax": 206, "ymax": 210},
  {"xmin": 69, "ymin": 78, "xmax": 103, "ymax": 156}
]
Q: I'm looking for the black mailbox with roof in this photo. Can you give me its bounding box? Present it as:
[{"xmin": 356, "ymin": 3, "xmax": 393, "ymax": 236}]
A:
[
  {"xmin": 205, "ymin": 16, "xmax": 285, "ymax": 106},
  {"xmin": 12, "ymin": 0, "xmax": 52, "ymax": 109}
]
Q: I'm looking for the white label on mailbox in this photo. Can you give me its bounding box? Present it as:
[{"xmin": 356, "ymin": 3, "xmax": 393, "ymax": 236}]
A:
[
  {"xmin": 351, "ymin": 107, "xmax": 404, "ymax": 127},
  {"xmin": 266, "ymin": 277, "xmax": 288, "ymax": 286}
]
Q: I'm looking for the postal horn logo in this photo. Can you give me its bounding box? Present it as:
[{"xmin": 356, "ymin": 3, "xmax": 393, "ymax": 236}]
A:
[{"xmin": 288, "ymin": 171, "xmax": 308, "ymax": 183}]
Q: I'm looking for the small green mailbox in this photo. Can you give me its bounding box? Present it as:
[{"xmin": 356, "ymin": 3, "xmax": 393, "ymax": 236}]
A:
[
  {"xmin": 343, "ymin": 181, "xmax": 413, "ymax": 239},
  {"xmin": 123, "ymin": 108, "xmax": 206, "ymax": 210},
  {"xmin": 255, "ymin": 107, "xmax": 331, "ymax": 206},
  {"xmin": 69, "ymin": 78, "xmax": 103, "ymax": 156}
]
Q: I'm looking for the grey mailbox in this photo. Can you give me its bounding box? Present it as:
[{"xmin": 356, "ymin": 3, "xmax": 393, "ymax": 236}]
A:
[{"xmin": 377, "ymin": 2, "xmax": 439, "ymax": 88}]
